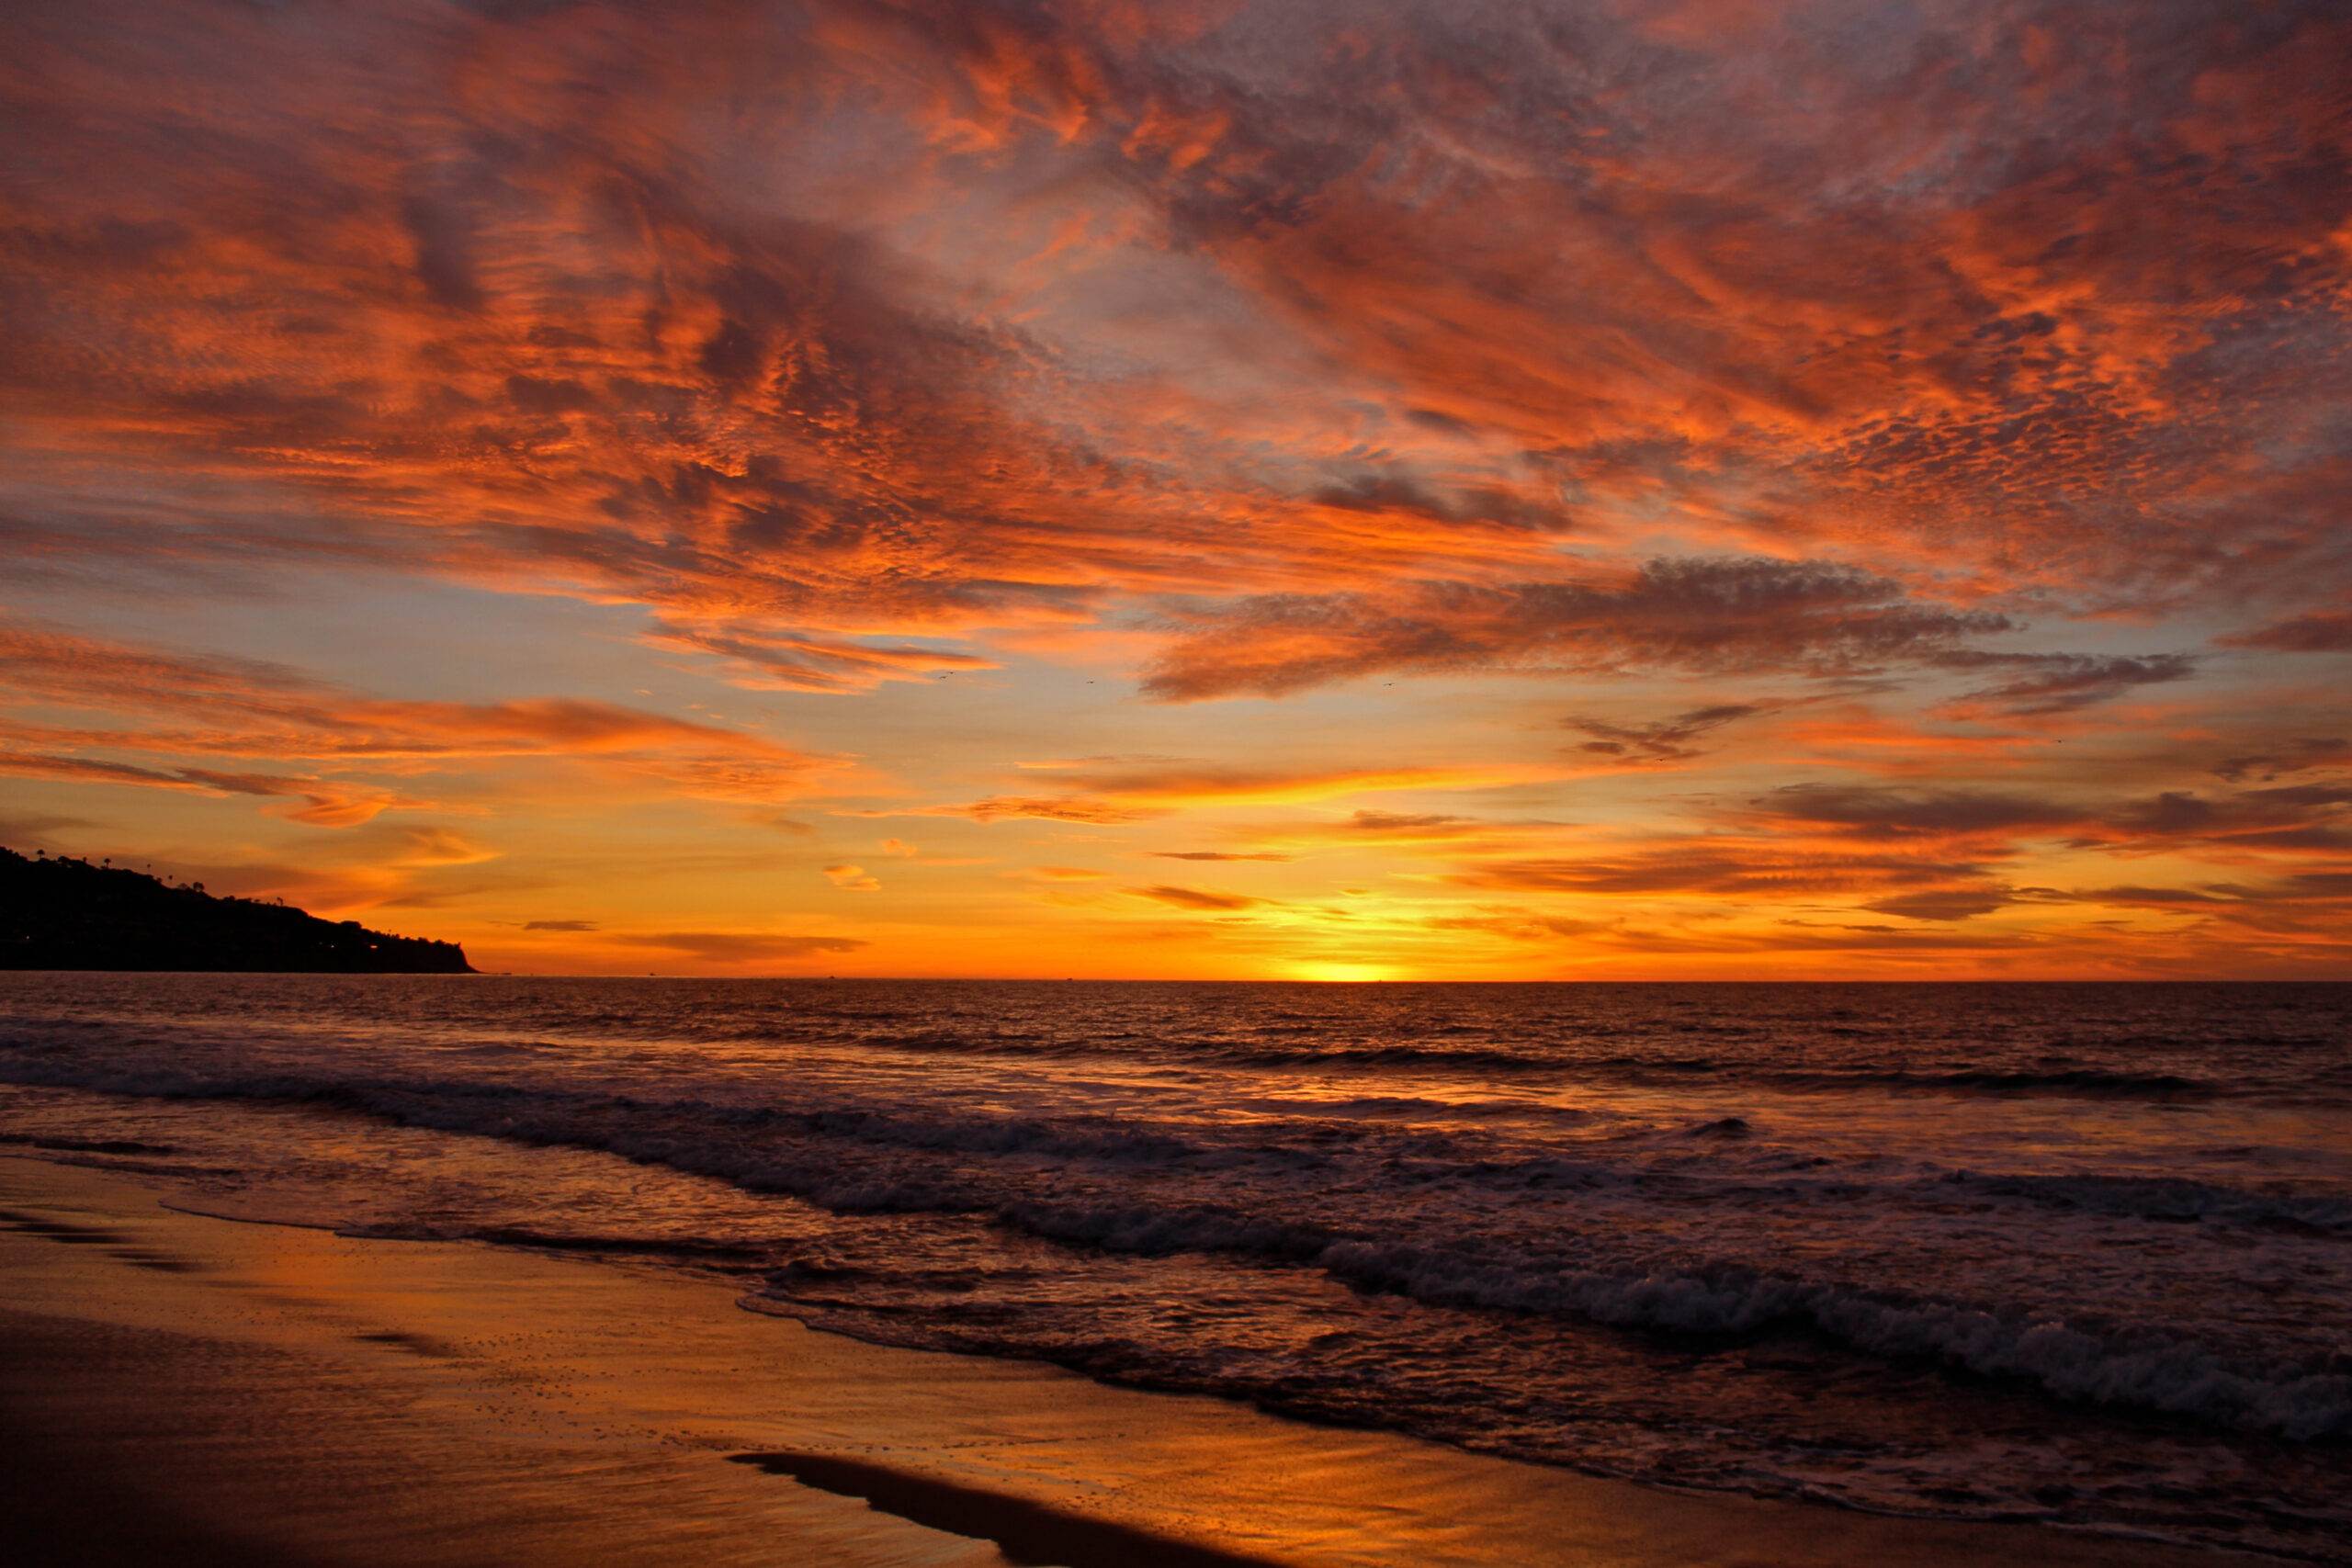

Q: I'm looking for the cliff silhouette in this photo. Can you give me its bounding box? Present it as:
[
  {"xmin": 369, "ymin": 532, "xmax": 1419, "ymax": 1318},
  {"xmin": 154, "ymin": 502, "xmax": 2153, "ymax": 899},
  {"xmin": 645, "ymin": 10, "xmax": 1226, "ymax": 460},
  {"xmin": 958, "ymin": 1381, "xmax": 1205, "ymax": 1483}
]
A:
[{"xmin": 0, "ymin": 847, "xmax": 474, "ymax": 973}]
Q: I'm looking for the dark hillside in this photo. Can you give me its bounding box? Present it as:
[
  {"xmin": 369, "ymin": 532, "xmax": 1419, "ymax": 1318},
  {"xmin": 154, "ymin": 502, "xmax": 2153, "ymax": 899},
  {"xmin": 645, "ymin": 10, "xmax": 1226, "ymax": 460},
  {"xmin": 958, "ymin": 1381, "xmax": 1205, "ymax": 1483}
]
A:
[{"xmin": 0, "ymin": 848, "xmax": 474, "ymax": 973}]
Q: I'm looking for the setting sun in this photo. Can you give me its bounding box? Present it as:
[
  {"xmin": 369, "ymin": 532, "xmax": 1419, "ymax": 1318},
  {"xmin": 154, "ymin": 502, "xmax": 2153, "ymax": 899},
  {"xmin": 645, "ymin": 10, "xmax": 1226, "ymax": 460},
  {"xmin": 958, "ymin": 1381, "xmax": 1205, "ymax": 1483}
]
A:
[{"xmin": 1287, "ymin": 963, "xmax": 1401, "ymax": 984}]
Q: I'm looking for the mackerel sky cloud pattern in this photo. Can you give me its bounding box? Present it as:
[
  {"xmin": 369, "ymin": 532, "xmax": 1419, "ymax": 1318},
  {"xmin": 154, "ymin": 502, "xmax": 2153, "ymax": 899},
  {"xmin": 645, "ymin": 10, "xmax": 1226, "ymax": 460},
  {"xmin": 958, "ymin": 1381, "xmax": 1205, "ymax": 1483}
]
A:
[{"xmin": 1, "ymin": 0, "xmax": 2347, "ymax": 976}]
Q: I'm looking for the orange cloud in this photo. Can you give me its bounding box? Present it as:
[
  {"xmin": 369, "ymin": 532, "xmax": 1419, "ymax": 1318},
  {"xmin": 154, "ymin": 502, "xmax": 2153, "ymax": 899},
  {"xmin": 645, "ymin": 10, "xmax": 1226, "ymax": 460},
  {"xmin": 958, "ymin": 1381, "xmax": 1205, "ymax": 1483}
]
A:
[
  {"xmin": 958, "ymin": 796, "xmax": 1164, "ymax": 824},
  {"xmin": 1142, "ymin": 559, "xmax": 2012, "ymax": 700},
  {"xmin": 0, "ymin": 623, "xmax": 831, "ymax": 809},
  {"xmin": 609, "ymin": 931, "xmax": 869, "ymax": 963},
  {"xmin": 10, "ymin": 0, "xmax": 2341, "ymax": 689},
  {"xmin": 981, "ymin": 763, "xmax": 1554, "ymax": 813},
  {"xmin": 1127, "ymin": 884, "xmax": 1267, "ymax": 911},
  {"xmin": 644, "ymin": 620, "xmax": 996, "ymax": 693},
  {"xmin": 1148, "ymin": 850, "xmax": 1293, "ymax": 862}
]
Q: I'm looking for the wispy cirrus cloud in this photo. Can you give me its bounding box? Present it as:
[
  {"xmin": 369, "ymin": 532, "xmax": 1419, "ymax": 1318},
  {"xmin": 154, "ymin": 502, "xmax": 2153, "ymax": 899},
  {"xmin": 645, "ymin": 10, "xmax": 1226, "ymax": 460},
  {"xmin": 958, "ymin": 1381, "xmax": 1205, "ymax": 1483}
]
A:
[
  {"xmin": 2211, "ymin": 739, "xmax": 2348, "ymax": 784},
  {"xmin": 1127, "ymin": 884, "xmax": 1269, "ymax": 912},
  {"xmin": 1930, "ymin": 651, "xmax": 2200, "ymax": 717},
  {"xmin": 1860, "ymin": 886, "xmax": 2015, "ymax": 922},
  {"xmin": 641, "ymin": 620, "xmax": 996, "ymax": 694},
  {"xmin": 1404, "ymin": 761, "xmax": 2352, "ymax": 953},
  {"xmin": 2219, "ymin": 614, "xmax": 2352, "ymax": 653},
  {"xmin": 6, "ymin": 0, "xmax": 2346, "ymax": 681},
  {"xmin": 955, "ymin": 796, "xmax": 1165, "ymax": 825},
  {"xmin": 944, "ymin": 763, "xmax": 1544, "ymax": 823},
  {"xmin": 1566, "ymin": 704, "xmax": 1764, "ymax": 764},
  {"xmin": 0, "ymin": 623, "xmax": 831, "ymax": 810},
  {"xmin": 1743, "ymin": 779, "xmax": 2352, "ymax": 855},
  {"xmin": 1745, "ymin": 784, "xmax": 2077, "ymax": 839},
  {"xmin": 1148, "ymin": 851, "xmax": 1295, "ymax": 863},
  {"xmin": 1141, "ymin": 558, "xmax": 2010, "ymax": 701},
  {"xmin": 0, "ymin": 750, "xmax": 423, "ymax": 827},
  {"xmin": 1446, "ymin": 849, "xmax": 1993, "ymax": 900},
  {"xmin": 608, "ymin": 931, "xmax": 869, "ymax": 963}
]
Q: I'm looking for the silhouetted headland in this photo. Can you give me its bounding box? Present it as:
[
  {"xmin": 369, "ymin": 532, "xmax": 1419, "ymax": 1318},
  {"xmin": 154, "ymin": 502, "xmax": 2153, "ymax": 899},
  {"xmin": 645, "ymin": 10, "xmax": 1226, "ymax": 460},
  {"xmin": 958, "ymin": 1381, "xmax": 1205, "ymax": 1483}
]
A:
[{"xmin": 0, "ymin": 846, "xmax": 473, "ymax": 973}]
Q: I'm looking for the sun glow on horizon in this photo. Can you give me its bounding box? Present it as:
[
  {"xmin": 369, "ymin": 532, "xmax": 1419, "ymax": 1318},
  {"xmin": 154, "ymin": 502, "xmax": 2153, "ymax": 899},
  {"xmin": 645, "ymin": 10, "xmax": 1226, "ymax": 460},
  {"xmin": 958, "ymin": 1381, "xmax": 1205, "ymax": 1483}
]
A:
[{"xmin": 1286, "ymin": 963, "xmax": 1407, "ymax": 985}]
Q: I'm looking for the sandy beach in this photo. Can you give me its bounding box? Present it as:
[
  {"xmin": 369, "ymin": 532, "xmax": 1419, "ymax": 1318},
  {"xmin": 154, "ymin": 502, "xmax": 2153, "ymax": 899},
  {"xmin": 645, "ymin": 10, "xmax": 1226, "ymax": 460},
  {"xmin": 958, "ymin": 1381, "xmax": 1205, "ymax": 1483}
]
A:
[{"xmin": 0, "ymin": 1154, "xmax": 2257, "ymax": 1568}]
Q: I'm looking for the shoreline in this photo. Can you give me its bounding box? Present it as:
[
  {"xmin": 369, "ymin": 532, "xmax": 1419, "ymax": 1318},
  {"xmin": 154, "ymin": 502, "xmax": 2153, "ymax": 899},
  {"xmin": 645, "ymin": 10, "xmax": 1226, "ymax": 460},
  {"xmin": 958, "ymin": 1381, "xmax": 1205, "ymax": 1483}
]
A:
[{"xmin": 0, "ymin": 1154, "xmax": 2267, "ymax": 1567}]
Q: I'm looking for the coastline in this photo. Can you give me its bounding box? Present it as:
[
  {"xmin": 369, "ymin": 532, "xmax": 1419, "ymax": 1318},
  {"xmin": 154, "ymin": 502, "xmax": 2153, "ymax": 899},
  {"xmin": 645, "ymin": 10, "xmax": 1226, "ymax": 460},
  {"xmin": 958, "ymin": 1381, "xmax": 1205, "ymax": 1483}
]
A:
[{"xmin": 1, "ymin": 1155, "xmax": 2265, "ymax": 1568}]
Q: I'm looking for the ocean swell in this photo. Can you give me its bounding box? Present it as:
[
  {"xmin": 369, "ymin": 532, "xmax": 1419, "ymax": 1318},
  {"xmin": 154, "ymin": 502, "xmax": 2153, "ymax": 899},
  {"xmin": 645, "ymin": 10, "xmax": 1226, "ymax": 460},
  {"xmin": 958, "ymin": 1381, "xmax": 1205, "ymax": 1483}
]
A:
[
  {"xmin": 1309, "ymin": 1241, "xmax": 2352, "ymax": 1440},
  {"xmin": 6, "ymin": 1039, "xmax": 2346, "ymax": 1446}
]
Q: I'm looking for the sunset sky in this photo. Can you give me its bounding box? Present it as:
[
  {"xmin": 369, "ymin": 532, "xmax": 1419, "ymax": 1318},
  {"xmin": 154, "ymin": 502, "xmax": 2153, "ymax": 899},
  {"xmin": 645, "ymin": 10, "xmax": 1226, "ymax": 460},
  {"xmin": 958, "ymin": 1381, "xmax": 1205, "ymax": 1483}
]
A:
[{"xmin": 3, "ymin": 0, "xmax": 2349, "ymax": 978}]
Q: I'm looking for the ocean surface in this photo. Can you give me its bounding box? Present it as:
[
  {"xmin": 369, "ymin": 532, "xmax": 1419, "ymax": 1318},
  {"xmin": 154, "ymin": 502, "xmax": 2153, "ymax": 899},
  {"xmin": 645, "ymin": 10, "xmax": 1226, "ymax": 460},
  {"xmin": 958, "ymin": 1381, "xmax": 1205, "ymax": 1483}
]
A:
[{"xmin": 2, "ymin": 976, "xmax": 2348, "ymax": 1561}]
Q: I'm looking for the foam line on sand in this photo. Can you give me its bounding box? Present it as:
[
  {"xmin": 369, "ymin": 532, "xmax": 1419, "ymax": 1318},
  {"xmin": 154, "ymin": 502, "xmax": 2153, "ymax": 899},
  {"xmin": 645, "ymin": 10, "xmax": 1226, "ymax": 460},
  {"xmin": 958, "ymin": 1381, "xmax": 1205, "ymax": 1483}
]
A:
[{"xmin": 0, "ymin": 1156, "xmax": 2259, "ymax": 1568}]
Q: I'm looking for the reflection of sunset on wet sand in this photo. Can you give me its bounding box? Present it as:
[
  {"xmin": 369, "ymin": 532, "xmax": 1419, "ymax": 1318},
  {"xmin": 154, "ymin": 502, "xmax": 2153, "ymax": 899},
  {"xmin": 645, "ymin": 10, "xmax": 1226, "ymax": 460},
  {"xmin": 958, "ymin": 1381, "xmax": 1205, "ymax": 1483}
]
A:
[
  {"xmin": 1, "ymin": 0, "xmax": 2347, "ymax": 980},
  {"xmin": 0, "ymin": 1159, "xmax": 2238, "ymax": 1568}
]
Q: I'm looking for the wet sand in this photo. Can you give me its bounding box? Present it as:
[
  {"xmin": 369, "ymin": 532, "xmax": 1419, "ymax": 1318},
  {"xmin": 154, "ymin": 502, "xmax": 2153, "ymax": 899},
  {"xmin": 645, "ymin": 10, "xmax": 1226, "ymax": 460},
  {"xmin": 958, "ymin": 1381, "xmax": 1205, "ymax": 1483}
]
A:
[{"xmin": 0, "ymin": 1156, "xmax": 2255, "ymax": 1567}]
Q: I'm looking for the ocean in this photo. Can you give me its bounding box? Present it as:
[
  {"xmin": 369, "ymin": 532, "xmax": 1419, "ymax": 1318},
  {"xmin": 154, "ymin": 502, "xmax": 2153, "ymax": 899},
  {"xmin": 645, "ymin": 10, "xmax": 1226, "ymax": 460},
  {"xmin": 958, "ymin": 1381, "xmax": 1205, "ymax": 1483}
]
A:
[{"xmin": 2, "ymin": 976, "xmax": 2346, "ymax": 1562}]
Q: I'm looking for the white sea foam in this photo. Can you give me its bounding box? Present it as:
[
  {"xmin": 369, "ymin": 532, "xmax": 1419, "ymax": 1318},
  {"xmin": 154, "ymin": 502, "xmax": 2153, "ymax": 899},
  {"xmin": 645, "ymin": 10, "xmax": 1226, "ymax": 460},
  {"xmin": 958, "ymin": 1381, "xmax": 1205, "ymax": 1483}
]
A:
[{"xmin": 1311, "ymin": 1240, "xmax": 2352, "ymax": 1439}]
